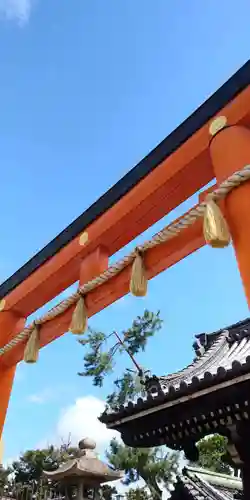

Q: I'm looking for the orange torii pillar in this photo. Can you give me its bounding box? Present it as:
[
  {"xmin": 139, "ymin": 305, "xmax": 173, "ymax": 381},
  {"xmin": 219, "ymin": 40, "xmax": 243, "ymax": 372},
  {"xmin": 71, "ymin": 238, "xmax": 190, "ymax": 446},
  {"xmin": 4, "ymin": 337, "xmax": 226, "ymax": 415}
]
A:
[
  {"xmin": 0, "ymin": 311, "xmax": 26, "ymax": 439},
  {"xmin": 209, "ymin": 119, "xmax": 250, "ymax": 307},
  {"xmin": 0, "ymin": 247, "xmax": 108, "ymax": 442}
]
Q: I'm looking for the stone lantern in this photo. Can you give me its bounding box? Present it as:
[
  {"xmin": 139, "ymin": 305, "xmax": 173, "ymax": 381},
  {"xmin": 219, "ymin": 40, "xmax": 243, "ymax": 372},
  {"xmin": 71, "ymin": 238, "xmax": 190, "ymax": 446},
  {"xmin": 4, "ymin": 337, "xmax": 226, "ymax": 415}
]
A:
[{"xmin": 43, "ymin": 438, "xmax": 123, "ymax": 500}]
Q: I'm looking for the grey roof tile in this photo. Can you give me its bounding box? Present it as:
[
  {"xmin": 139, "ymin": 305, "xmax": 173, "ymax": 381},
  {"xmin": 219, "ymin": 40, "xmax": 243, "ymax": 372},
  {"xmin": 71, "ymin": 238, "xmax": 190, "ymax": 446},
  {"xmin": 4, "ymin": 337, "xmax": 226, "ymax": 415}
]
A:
[
  {"xmin": 171, "ymin": 467, "xmax": 242, "ymax": 500},
  {"xmin": 100, "ymin": 318, "xmax": 250, "ymax": 424}
]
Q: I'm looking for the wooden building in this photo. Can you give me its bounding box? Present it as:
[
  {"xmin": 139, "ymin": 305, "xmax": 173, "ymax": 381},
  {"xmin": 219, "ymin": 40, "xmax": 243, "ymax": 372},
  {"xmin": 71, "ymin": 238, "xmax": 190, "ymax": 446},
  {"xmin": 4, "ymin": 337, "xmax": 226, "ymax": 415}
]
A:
[
  {"xmin": 100, "ymin": 318, "xmax": 250, "ymax": 499},
  {"xmin": 169, "ymin": 467, "xmax": 242, "ymax": 500}
]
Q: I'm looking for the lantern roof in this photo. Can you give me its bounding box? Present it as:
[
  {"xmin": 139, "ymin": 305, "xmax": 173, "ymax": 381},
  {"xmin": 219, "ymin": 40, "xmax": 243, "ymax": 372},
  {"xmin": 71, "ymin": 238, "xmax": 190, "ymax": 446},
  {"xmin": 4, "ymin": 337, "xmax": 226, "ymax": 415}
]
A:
[{"xmin": 43, "ymin": 438, "xmax": 123, "ymax": 483}]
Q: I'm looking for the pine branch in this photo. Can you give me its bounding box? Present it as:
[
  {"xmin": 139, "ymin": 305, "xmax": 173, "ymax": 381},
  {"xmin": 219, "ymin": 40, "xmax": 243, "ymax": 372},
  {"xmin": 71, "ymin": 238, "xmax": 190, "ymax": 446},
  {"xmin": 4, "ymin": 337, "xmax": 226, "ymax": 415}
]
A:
[
  {"xmin": 123, "ymin": 310, "xmax": 162, "ymax": 355},
  {"xmin": 78, "ymin": 310, "xmax": 163, "ymax": 396}
]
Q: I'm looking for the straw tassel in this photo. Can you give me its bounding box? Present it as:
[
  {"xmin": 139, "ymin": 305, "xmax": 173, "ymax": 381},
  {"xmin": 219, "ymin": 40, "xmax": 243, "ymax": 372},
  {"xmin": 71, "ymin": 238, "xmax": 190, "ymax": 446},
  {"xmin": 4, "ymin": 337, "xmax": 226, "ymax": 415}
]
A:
[
  {"xmin": 203, "ymin": 199, "xmax": 231, "ymax": 248},
  {"xmin": 130, "ymin": 250, "xmax": 147, "ymax": 297},
  {"xmin": 70, "ymin": 295, "xmax": 88, "ymax": 334},
  {"xmin": 24, "ymin": 324, "xmax": 40, "ymax": 363}
]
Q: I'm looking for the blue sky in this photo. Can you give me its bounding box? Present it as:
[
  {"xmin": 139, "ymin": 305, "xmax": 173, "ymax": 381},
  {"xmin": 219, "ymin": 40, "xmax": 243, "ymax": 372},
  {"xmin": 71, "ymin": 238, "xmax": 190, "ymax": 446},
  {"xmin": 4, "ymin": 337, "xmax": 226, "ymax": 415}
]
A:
[{"xmin": 1, "ymin": 0, "xmax": 250, "ymax": 462}]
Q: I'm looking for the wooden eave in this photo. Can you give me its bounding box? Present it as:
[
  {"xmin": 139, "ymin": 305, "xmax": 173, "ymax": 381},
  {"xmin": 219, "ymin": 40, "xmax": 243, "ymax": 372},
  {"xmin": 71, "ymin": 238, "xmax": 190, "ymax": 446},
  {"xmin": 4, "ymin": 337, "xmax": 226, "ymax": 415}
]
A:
[
  {"xmin": 99, "ymin": 319, "xmax": 250, "ymax": 448},
  {"xmin": 116, "ymin": 376, "xmax": 250, "ymax": 450}
]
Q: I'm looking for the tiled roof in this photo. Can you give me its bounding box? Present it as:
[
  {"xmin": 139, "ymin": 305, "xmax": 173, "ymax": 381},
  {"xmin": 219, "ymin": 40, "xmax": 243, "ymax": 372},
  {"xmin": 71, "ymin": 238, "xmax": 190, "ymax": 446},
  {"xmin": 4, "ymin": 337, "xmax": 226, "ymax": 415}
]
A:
[
  {"xmin": 100, "ymin": 318, "xmax": 250, "ymax": 425},
  {"xmin": 170, "ymin": 467, "xmax": 242, "ymax": 500},
  {"xmin": 148, "ymin": 318, "xmax": 250, "ymax": 394}
]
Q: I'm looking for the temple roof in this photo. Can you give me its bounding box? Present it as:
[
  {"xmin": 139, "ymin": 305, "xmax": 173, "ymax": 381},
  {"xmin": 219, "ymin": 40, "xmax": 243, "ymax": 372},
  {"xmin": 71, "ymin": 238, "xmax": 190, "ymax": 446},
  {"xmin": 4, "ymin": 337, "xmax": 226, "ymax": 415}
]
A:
[
  {"xmin": 170, "ymin": 467, "xmax": 242, "ymax": 500},
  {"xmin": 43, "ymin": 438, "xmax": 123, "ymax": 483},
  {"xmin": 100, "ymin": 318, "xmax": 250, "ymax": 427}
]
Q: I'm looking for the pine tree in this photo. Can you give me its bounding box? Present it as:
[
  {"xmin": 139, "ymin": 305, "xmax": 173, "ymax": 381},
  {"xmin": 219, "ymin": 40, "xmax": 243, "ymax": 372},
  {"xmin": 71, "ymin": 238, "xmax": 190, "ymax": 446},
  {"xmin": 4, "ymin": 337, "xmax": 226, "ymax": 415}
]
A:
[
  {"xmin": 191, "ymin": 435, "xmax": 231, "ymax": 475},
  {"xmin": 106, "ymin": 439, "xmax": 178, "ymax": 500},
  {"xmin": 78, "ymin": 310, "xmax": 162, "ymax": 409}
]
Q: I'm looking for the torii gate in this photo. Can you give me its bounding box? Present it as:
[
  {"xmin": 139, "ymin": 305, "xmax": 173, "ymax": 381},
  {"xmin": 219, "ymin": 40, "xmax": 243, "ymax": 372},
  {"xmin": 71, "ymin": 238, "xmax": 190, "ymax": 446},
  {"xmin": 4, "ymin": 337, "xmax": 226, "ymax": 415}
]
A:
[{"xmin": 1, "ymin": 60, "xmax": 250, "ymax": 442}]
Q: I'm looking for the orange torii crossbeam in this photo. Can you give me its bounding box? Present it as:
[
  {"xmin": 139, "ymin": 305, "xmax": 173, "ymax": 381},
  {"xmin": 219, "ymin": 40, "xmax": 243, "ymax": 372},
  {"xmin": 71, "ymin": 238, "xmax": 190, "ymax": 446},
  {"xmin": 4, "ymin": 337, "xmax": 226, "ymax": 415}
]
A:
[{"xmin": 1, "ymin": 60, "xmax": 250, "ymax": 437}]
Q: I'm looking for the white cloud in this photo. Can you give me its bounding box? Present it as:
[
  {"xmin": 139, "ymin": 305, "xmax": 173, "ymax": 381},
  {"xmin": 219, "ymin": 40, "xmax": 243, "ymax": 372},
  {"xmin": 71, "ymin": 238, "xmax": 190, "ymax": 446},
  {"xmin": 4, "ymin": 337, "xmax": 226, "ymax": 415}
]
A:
[
  {"xmin": 56, "ymin": 395, "xmax": 120, "ymax": 455},
  {"xmin": 0, "ymin": 0, "xmax": 34, "ymax": 25},
  {"xmin": 27, "ymin": 388, "xmax": 55, "ymax": 405},
  {"xmin": 54, "ymin": 395, "xmax": 143, "ymax": 493},
  {"xmin": 27, "ymin": 385, "xmax": 73, "ymax": 405},
  {"xmin": 28, "ymin": 393, "xmax": 48, "ymax": 404}
]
